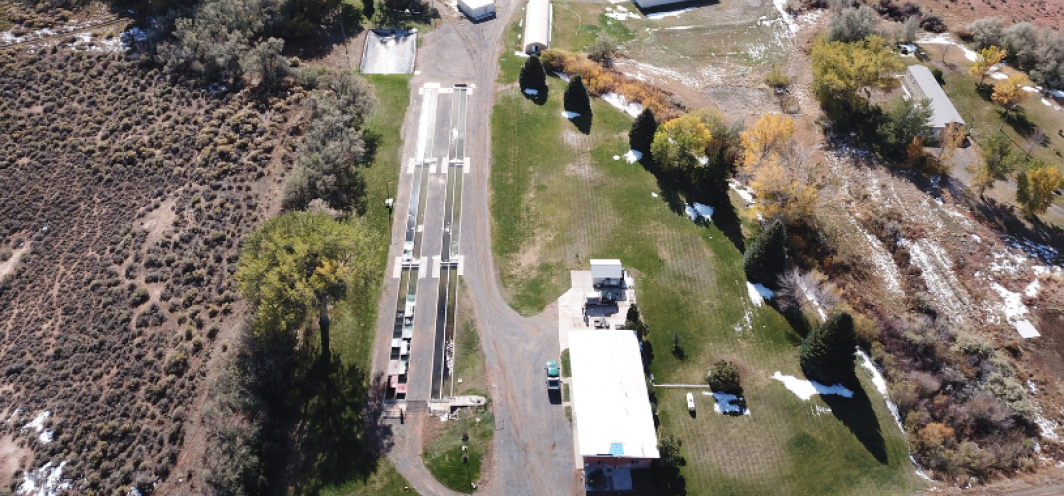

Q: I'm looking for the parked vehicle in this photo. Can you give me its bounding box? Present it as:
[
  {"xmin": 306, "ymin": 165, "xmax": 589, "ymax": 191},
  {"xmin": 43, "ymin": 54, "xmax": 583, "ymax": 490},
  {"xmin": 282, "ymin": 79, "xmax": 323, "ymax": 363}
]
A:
[
  {"xmin": 545, "ymin": 360, "xmax": 561, "ymax": 390},
  {"xmin": 687, "ymin": 392, "xmax": 696, "ymax": 412},
  {"xmin": 584, "ymin": 290, "xmax": 617, "ymax": 306}
]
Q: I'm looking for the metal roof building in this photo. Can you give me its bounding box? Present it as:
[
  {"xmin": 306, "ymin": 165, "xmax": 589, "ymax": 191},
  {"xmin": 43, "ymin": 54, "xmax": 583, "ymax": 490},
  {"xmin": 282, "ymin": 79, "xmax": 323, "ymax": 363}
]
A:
[
  {"xmin": 590, "ymin": 259, "xmax": 624, "ymax": 287},
  {"xmin": 522, "ymin": 0, "xmax": 552, "ymax": 55},
  {"xmin": 570, "ymin": 329, "xmax": 659, "ymax": 470},
  {"xmin": 902, "ymin": 65, "xmax": 966, "ymax": 132},
  {"xmin": 458, "ymin": 0, "xmax": 495, "ymax": 21}
]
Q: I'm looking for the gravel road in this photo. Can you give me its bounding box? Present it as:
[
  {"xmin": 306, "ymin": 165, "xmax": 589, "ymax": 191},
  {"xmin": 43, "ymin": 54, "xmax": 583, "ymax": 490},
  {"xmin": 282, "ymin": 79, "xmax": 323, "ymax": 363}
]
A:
[{"xmin": 370, "ymin": 2, "xmax": 583, "ymax": 494}]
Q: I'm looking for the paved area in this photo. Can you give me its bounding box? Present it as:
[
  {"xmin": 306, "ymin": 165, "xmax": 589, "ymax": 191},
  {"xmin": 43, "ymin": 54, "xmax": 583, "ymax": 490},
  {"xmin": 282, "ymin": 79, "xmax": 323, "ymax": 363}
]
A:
[
  {"xmin": 360, "ymin": 29, "xmax": 418, "ymax": 74},
  {"xmin": 369, "ymin": 1, "xmax": 582, "ymax": 494}
]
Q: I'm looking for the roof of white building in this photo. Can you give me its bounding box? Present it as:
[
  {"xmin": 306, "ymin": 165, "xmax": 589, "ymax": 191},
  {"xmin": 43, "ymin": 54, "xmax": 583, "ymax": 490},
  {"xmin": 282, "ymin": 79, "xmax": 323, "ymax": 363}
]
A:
[
  {"xmin": 590, "ymin": 259, "xmax": 623, "ymax": 280},
  {"xmin": 523, "ymin": 0, "xmax": 551, "ymax": 53},
  {"xmin": 570, "ymin": 329, "xmax": 659, "ymax": 459},
  {"xmin": 906, "ymin": 65, "xmax": 966, "ymax": 129},
  {"xmin": 458, "ymin": 0, "xmax": 495, "ymax": 11}
]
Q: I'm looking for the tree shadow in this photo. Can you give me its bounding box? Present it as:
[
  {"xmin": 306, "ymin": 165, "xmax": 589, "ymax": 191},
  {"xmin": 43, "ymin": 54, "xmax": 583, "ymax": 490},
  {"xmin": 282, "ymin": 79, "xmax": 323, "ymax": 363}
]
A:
[
  {"xmin": 523, "ymin": 86, "xmax": 549, "ymax": 106},
  {"xmin": 1004, "ymin": 108, "xmax": 1036, "ymax": 138},
  {"xmin": 643, "ymin": 457, "xmax": 687, "ymax": 496},
  {"xmin": 570, "ymin": 112, "xmax": 593, "ymax": 135},
  {"xmin": 285, "ymin": 352, "xmax": 395, "ymax": 495},
  {"xmin": 641, "ymin": 340, "xmax": 655, "ymax": 374},
  {"xmin": 975, "ymin": 82, "xmax": 994, "ymax": 102},
  {"xmin": 952, "ymin": 188, "xmax": 1064, "ymax": 264},
  {"xmin": 820, "ymin": 376, "xmax": 888, "ymax": 464}
]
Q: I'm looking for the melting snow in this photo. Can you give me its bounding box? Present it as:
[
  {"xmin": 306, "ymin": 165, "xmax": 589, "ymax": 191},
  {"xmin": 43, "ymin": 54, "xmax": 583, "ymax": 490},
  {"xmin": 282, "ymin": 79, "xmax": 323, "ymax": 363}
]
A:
[
  {"xmin": 772, "ymin": 371, "xmax": 853, "ymax": 400},
  {"xmin": 990, "ymin": 282, "xmax": 1040, "ymax": 338},
  {"xmin": 561, "ymin": 110, "xmax": 581, "ymax": 118},
  {"xmin": 624, "ymin": 150, "xmax": 643, "ymax": 163},
  {"xmin": 729, "ymin": 180, "xmax": 756, "ymax": 206},
  {"xmin": 22, "ymin": 411, "xmax": 50, "ymax": 432},
  {"xmin": 1036, "ymin": 415, "xmax": 1061, "ymax": 441},
  {"xmin": 604, "ymin": 6, "xmax": 641, "ymax": 21},
  {"xmin": 772, "ymin": 0, "xmax": 798, "ymax": 34},
  {"xmin": 513, "ymin": 51, "xmax": 531, "ymax": 58},
  {"xmin": 523, "ymin": 88, "xmax": 538, "ymax": 95},
  {"xmin": 17, "ymin": 461, "xmax": 70, "ymax": 496},
  {"xmin": 704, "ymin": 391, "xmax": 750, "ymax": 415},
  {"xmin": 684, "ymin": 202, "xmax": 714, "ymax": 222},
  {"xmin": 917, "ymin": 33, "xmax": 978, "ymax": 62},
  {"xmin": 601, "ymin": 92, "xmax": 643, "ymax": 117},
  {"xmin": 989, "ymin": 71, "xmax": 1009, "ymax": 80}
]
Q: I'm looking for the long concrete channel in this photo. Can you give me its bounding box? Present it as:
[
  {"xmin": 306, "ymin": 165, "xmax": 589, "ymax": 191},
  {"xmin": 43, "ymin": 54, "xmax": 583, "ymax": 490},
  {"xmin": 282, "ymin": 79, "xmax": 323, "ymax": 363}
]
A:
[{"xmin": 386, "ymin": 84, "xmax": 469, "ymax": 405}]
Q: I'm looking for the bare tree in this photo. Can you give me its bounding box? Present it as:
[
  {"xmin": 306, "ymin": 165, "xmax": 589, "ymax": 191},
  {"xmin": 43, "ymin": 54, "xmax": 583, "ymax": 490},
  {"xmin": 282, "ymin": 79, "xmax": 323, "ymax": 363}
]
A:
[{"xmin": 1026, "ymin": 128, "xmax": 1046, "ymax": 156}]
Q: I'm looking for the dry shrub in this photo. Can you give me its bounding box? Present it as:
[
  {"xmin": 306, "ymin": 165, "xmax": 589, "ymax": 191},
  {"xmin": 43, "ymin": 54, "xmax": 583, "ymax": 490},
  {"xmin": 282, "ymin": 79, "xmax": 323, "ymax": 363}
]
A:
[{"xmin": 540, "ymin": 48, "xmax": 682, "ymax": 121}]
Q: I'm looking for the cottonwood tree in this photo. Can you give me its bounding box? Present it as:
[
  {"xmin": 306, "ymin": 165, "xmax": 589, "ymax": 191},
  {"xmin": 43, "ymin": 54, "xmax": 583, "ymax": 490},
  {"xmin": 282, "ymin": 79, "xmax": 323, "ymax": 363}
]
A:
[
  {"xmin": 1017, "ymin": 164, "xmax": 1064, "ymax": 217},
  {"xmin": 799, "ymin": 311, "xmax": 857, "ymax": 384},
  {"xmin": 749, "ymin": 155, "xmax": 820, "ymax": 224},
  {"xmin": 938, "ymin": 122, "xmax": 967, "ymax": 162},
  {"xmin": 650, "ymin": 115, "xmax": 713, "ymax": 170},
  {"xmin": 992, "ymin": 73, "xmax": 1032, "ymax": 118},
  {"xmin": 563, "ymin": 74, "xmax": 591, "ymax": 114},
  {"xmin": 968, "ymin": 132, "xmax": 1021, "ymax": 196},
  {"xmin": 519, "ymin": 55, "xmax": 547, "ymax": 91},
  {"xmin": 628, "ymin": 108, "xmax": 658, "ymax": 152},
  {"xmin": 236, "ymin": 211, "xmax": 375, "ymax": 355},
  {"xmin": 587, "ymin": 34, "xmax": 619, "ymax": 66},
  {"xmin": 743, "ymin": 219, "xmax": 787, "ymax": 288},
  {"xmin": 812, "ymin": 35, "xmax": 902, "ymax": 114},
  {"xmin": 825, "ymin": 5, "xmax": 879, "ymax": 43},
  {"xmin": 969, "ymin": 45, "xmax": 1007, "ymax": 85},
  {"xmin": 740, "ymin": 113, "xmax": 796, "ymax": 172}
]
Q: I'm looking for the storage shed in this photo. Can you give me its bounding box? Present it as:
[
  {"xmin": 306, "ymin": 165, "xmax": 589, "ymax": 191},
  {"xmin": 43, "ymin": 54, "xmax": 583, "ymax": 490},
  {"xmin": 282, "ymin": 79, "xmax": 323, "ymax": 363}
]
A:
[
  {"xmin": 902, "ymin": 65, "xmax": 966, "ymax": 136},
  {"xmin": 458, "ymin": 0, "xmax": 496, "ymax": 21},
  {"xmin": 523, "ymin": 0, "xmax": 552, "ymax": 55},
  {"xmin": 590, "ymin": 259, "xmax": 625, "ymax": 287}
]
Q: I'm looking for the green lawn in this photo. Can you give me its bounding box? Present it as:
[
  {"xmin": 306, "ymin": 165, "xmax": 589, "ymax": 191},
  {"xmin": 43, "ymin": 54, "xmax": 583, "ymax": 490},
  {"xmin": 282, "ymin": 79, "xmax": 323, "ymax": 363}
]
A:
[
  {"xmin": 560, "ymin": 348, "xmax": 571, "ymax": 378},
  {"xmin": 289, "ymin": 74, "xmax": 418, "ymax": 496},
  {"xmin": 423, "ymin": 406, "xmax": 495, "ymax": 493},
  {"xmin": 489, "ymin": 65, "xmax": 925, "ymax": 495},
  {"xmin": 453, "ymin": 280, "xmax": 490, "ymax": 397}
]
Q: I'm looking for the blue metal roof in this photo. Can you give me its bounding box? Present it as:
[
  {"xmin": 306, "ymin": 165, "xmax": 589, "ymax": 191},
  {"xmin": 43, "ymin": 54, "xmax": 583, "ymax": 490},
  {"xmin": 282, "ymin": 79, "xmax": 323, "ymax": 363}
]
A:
[{"xmin": 609, "ymin": 443, "xmax": 625, "ymax": 456}]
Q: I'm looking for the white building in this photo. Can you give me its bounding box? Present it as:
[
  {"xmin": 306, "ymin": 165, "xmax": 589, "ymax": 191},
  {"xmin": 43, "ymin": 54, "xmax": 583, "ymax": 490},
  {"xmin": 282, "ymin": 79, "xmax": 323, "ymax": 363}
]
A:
[
  {"xmin": 570, "ymin": 329, "xmax": 659, "ymax": 471},
  {"xmin": 523, "ymin": 0, "xmax": 552, "ymax": 55},
  {"xmin": 590, "ymin": 259, "xmax": 625, "ymax": 287},
  {"xmin": 631, "ymin": 0, "xmax": 685, "ymax": 10},
  {"xmin": 902, "ymin": 65, "xmax": 966, "ymax": 136},
  {"xmin": 458, "ymin": 0, "xmax": 496, "ymax": 20}
]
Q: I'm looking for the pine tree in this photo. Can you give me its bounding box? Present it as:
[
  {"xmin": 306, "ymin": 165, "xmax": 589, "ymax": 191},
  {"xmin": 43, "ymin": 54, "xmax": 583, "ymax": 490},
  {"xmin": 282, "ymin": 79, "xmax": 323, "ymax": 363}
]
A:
[
  {"xmin": 564, "ymin": 74, "xmax": 591, "ymax": 114},
  {"xmin": 743, "ymin": 220, "xmax": 786, "ymax": 287},
  {"xmin": 519, "ymin": 55, "xmax": 547, "ymax": 91},
  {"xmin": 628, "ymin": 108, "xmax": 658, "ymax": 152},
  {"xmin": 799, "ymin": 312, "xmax": 857, "ymax": 384},
  {"xmin": 707, "ymin": 360, "xmax": 741, "ymax": 394}
]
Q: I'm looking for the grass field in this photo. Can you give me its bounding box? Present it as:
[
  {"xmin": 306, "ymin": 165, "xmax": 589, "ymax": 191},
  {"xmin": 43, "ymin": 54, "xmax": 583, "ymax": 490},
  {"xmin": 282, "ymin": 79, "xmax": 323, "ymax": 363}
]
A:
[
  {"xmin": 290, "ymin": 74, "xmax": 418, "ymax": 496},
  {"xmin": 489, "ymin": 62, "xmax": 925, "ymax": 494},
  {"xmin": 549, "ymin": 0, "xmax": 786, "ymax": 84}
]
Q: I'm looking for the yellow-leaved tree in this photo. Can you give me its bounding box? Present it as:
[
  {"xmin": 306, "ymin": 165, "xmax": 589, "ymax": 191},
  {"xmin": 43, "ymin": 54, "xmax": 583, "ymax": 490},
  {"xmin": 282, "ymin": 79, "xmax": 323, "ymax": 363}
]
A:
[
  {"xmin": 992, "ymin": 73, "xmax": 1032, "ymax": 117},
  {"xmin": 650, "ymin": 115, "xmax": 713, "ymax": 170},
  {"xmin": 969, "ymin": 45, "xmax": 1007, "ymax": 85},
  {"xmin": 812, "ymin": 35, "xmax": 903, "ymax": 109},
  {"xmin": 1016, "ymin": 164, "xmax": 1064, "ymax": 217},
  {"xmin": 740, "ymin": 113, "xmax": 796, "ymax": 172}
]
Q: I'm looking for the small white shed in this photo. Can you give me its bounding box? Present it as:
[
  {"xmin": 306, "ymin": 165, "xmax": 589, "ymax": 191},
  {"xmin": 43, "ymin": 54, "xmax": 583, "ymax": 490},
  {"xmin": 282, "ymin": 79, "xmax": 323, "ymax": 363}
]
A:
[
  {"xmin": 591, "ymin": 259, "xmax": 625, "ymax": 287},
  {"xmin": 523, "ymin": 0, "xmax": 552, "ymax": 55},
  {"xmin": 459, "ymin": 0, "xmax": 496, "ymax": 20}
]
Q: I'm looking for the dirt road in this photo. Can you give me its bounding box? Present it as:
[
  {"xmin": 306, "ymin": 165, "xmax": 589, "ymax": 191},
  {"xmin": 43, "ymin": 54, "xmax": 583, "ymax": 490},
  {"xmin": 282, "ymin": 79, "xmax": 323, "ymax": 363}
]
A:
[{"xmin": 371, "ymin": 3, "xmax": 582, "ymax": 495}]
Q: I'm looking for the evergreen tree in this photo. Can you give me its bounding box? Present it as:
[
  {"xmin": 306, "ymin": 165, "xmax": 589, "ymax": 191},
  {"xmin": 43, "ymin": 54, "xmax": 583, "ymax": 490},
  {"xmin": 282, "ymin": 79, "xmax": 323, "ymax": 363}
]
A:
[
  {"xmin": 799, "ymin": 312, "xmax": 857, "ymax": 383},
  {"xmin": 708, "ymin": 360, "xmax": 741, "ymax": 394},
  {"xmin": 743, "ymin": 220, "xmax": 787, "ymax": 288},
  {"xmin": 564, "ymin": 74, "xmax": 591, "ymax": 114},
  {"xmin": 629, "ymin": 108, "xmax": 658, "ymax": 152},
  {"xmin": 519, "ymin": 55, "xmax": 547, "ymax": 91}
]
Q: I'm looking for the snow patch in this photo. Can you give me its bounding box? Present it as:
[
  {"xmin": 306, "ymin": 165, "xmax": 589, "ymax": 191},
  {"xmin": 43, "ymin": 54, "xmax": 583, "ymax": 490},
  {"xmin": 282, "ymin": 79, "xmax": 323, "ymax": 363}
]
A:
[
  {"xmin": 850, "ymin": 217, "xmax": 904, "ymax": 297},
  {"xmin": 990, "ymin": 282, "xmax": 1040, "ymax": 338},
  {"xmin": 772, "ymin": 0, "xmax": 798, "ymax": 34},
  {"xmin": 601, "ymin": 92, "xmax": 643, "ymax": 117},
  {"xmin": 624, "ymin": 149, "xmax": 643, "ymax": 163},
  {"xmin": 523, "ymin": 88, "xmax": 538, "ymax": 95},
  {"xmin": 684, "ymin": 202, "xmax": 714, "ymax": 222},
  {"xmin": 705, "ymin": 392, "xmax": 750, "ymax": 415},
  {"xmin": 772, "ymin": 372, "xmax": 854, "ymax": 400},
  {"xmin": 604, "ymin": 6, "xmax": 641, "ymax": 21},
  {"xmin": 988, "ymin": 71, "xmax": 1009, "ymax": 80},
  {"xmin": 513, "ymin": 51, "xmax": 531, "ymax": 58},
  {"xmin": 917, "ymin": 33, "xmax": 978, "ymax": 62},
  {"xmin": 22, "ymin": 411, "xmax": 50, "ymax": 433},
  {"xmin": 729, "ymin": 180, "xmax": 756, "ymax": 206},
  {"xmin": 561, "ymin": 110, "xmax": 581, "ymax": 119},
  {"xmin": 17, "ymin": 461, "xmax": 71, "ymax": 496},
  {"xmin": 1036, "ymin": 415, "xmax": 1061, "ymax": 442}
]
